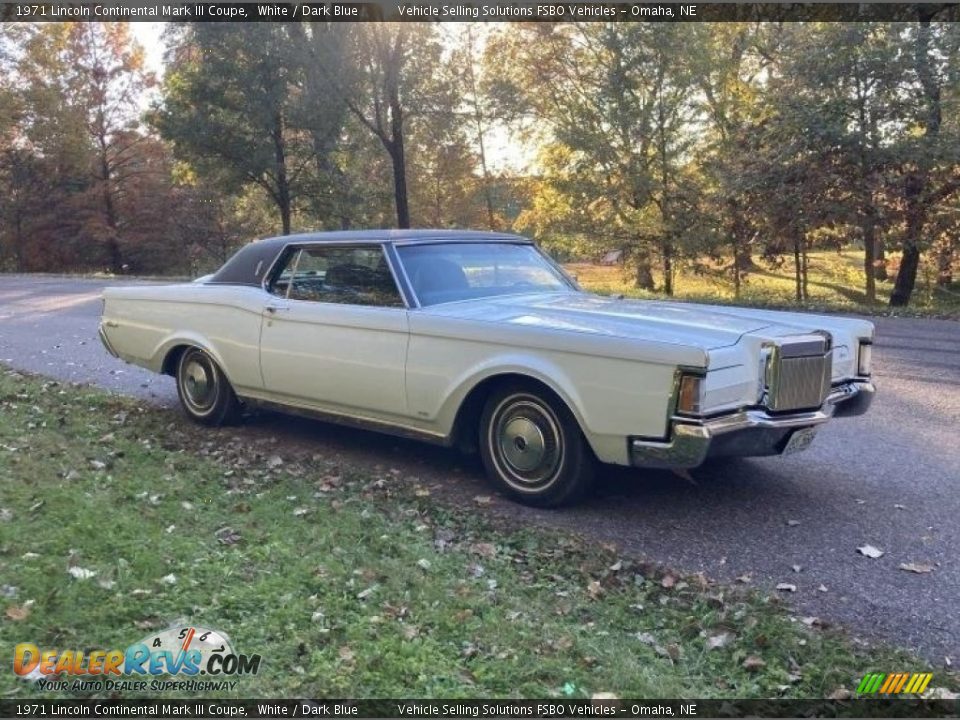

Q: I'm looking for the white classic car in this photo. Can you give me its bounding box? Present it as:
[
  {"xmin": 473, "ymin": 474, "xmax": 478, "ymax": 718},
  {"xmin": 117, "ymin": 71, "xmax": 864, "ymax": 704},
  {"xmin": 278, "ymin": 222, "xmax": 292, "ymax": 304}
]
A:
[{"xmin": 99, "ymin": 230, "xmax": 875, "ymax": 507}]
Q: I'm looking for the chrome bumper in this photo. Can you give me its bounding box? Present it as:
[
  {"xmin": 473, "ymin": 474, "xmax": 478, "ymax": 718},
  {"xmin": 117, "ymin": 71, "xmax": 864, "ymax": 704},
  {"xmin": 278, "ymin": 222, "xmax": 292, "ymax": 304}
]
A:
[
  {"xmin": 98, "ymin": 323, "xmax": 119, "ymax": 358},
  {"xmin": 630, "ymin": 380, "xmax": 875, "ymax": 469}
]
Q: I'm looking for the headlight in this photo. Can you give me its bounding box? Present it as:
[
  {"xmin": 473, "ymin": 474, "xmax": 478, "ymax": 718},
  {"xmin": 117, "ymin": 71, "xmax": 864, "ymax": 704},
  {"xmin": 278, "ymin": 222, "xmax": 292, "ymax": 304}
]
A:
[
  {"xmin": 857, "ymin": 342, "xmax": 873, "ymax": 376},
  {"xmin": 676, "ymin": 373, "xmax": 705, "ymax": 415}
]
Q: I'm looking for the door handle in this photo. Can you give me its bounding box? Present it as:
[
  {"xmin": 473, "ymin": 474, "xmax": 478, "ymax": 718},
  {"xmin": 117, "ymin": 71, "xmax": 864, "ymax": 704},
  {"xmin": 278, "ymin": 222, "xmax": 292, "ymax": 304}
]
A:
[{"xmin": 265, "ymin": 304, "xmax": 291, "ymax": 314}]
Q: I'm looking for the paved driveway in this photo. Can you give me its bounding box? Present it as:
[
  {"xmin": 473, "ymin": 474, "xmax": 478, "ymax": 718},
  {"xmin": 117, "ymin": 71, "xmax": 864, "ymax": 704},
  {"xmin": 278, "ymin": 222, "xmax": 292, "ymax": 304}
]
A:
[{"xmin": 0, "ymin": 275, "xmax": 957, "ymax": 663}]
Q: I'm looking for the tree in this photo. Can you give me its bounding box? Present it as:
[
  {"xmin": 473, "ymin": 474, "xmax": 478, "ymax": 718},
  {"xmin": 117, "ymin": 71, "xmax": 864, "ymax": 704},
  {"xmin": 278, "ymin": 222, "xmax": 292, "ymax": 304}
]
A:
[
  {"xmin": 325, "ymin": 24, "xmax": 454, "ymax": 230},
  {"xmin": 889, "ymin": 16, "xmax": 960, "ymax": 306},
  {"xmin": 155, "ymin": 24, "xmax": 328, "ymax": 235},
  {"xmin": 3, "ymin": 23, "xmax": 155, "ymax": 272},
  {"xmin": 493, "ymin": 23, "xmax": 700, "ymax": 292}
]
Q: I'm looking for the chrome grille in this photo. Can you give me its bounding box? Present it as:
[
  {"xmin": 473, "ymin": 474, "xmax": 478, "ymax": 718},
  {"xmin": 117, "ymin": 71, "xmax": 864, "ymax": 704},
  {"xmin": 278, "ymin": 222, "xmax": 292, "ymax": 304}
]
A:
[{"xmin": 767, "ymin": 335, "xmax": 833, "ymax": 412}]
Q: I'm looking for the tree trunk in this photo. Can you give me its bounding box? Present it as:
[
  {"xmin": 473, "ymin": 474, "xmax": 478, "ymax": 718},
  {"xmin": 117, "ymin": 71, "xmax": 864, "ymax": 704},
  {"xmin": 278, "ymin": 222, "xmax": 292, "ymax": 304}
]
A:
[
  {"xmin": 937, "ymin": 243, "xmax": 953, "ymax": 286},
  {"xmin": 273, "ymin": 111, "xmax": 291, "ymax": 235},
  {"xmin": 802, "ymin": 247, "xmax": 809, "ymax": 301},
  {"xmin": 634, "ymin": 248, "xmax": 655, "ymax": 290},
  {"xmin": 662, "ymin": 245, "xmax": 674, "ymax": 296},
  {"xmin": 863, "ymin": 206, "xmax": 877, "ymax": 303},
  {"xmin": 875, "ymin": 241, "xmax": 888, "ymax": 280},
  {"xmin": 99, "ymin": 146, "xmax": 122, "ymax": 273},
  {"xmin": 388, "ymin": 86, "xmax": 410, "ymax": 229},
  {"xmin": 793, "ymin": 229, "xmax": 803, "ymax": 302},
  {"xmin": 891, "ymin": 173, "xmax": 927, "ymax": 307}
]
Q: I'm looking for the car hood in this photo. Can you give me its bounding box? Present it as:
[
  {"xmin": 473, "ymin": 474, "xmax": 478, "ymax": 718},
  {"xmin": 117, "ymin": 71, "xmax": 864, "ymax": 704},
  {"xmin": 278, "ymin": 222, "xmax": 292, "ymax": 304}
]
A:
[{"xmin": 423, "ymin": 292, "xmax": 776, "ymax": 350}]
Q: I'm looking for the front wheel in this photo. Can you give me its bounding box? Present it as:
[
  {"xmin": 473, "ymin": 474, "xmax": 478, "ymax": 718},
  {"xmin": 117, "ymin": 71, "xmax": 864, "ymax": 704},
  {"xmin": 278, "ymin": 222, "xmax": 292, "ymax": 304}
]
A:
[
  {"xmin": 479, "ymin": 384, "xmax": 595, "ymax": 507},
  {"xmin": 175, "ymin": 347, "xmax": 240, "ymax": 426}
]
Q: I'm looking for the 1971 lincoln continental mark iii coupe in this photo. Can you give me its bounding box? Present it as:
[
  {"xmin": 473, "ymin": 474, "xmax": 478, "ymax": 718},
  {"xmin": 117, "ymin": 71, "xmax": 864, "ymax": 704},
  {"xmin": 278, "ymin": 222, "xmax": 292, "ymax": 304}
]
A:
[{"xmin": 99, "ymin": 230, "xmax": 876, "ymax": 506}]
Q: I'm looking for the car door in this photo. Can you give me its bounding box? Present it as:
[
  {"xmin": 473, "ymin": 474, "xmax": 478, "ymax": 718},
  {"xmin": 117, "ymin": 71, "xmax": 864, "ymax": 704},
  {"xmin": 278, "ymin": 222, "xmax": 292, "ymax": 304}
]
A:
[{"xmin": 258, "ymin": 244, "xmax": 410, "ymax": 418}]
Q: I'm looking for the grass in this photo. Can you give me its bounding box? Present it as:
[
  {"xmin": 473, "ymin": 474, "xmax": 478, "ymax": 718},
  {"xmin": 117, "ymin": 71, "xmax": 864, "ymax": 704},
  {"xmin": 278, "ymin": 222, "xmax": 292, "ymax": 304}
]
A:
[
  {"xmin": 0, "ymin": 369, "xmax": 954, "ymax": 700},
  {"xmin": 566, "ymin": 251, "xmax": 960, "ymax": 319}
]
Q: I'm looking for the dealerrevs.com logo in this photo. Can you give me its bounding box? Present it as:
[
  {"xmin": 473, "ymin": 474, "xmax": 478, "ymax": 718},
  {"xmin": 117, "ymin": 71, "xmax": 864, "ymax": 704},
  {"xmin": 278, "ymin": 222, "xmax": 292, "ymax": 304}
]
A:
[{"xmin": 13, "ymin": 625, "xmax": 261, "ymax": 692}]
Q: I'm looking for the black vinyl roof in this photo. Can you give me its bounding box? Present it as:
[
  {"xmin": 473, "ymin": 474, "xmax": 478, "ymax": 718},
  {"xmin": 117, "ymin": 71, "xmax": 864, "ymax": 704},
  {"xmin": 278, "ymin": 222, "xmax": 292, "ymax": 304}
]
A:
[{"xmin": 208, "ymin": 229, "xmax": 529, "ymax": 287}]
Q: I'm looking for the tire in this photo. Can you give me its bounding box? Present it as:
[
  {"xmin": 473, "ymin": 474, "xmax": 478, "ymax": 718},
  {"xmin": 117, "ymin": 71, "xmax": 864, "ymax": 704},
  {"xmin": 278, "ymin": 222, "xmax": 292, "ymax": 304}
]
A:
[
  {"xmin": 479, "ymin": 383, "xmax": 595, "ymax": 507},
  {"xmin": 175, "ymin": 347, "xmax": 241, "ymax": 426}
]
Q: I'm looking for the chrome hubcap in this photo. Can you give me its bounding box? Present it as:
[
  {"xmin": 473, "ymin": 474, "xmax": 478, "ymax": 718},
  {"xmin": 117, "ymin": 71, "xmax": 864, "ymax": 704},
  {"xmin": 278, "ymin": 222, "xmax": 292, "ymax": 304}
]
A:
[
  {"xmin": 490, "ymin": 396, "xmax": 563, "ymax": 490},
  {"xmin": 501, "ymin": 417, "xmax": 546, "ymax": 472},
  {"xmin": 182, "ymin": 356, "xmax": 216, "ymax": 410}
]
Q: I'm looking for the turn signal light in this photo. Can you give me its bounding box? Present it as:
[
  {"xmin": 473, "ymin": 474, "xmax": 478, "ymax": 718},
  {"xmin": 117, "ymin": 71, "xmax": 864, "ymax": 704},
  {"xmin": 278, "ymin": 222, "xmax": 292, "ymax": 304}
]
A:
[
  {"xmin": 857, "ymin": 342, "xmax": 873, "ymax": 376},
  {"xmin": 677, "ymin": 374, "xmax": 705, "ymax": 415}
]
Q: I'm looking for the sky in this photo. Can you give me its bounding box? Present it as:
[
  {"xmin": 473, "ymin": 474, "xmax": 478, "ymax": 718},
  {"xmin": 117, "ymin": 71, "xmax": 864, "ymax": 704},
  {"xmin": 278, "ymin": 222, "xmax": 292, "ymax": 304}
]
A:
[{"xmin": 127, "ymin": 21, "xmax": 532, "ymax": 173}]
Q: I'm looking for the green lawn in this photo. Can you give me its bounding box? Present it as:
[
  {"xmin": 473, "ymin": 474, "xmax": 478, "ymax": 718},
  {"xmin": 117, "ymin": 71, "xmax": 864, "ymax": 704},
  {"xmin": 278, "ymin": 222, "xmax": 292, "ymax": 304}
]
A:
[
  {"xmin": 567, "ymin": 251, "xmax": 960, "ymax": 319},
  {"xmin": 0, "ymin": 369, "xmax": 953, "ymax": 699}
]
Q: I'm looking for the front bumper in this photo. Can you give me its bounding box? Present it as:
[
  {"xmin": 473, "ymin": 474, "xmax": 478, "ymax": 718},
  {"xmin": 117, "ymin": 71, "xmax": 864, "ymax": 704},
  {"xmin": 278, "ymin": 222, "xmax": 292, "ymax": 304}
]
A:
[{"xmin": 630, "ymin": 380, "xmax": 875, "ymax": 469}]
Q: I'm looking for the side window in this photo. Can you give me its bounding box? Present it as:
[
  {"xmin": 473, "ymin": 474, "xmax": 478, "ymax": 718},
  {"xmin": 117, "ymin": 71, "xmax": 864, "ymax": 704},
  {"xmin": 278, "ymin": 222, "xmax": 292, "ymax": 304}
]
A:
[{"xmin": 269, "ymin": 246, "xmax": 404, "ymax": 308}]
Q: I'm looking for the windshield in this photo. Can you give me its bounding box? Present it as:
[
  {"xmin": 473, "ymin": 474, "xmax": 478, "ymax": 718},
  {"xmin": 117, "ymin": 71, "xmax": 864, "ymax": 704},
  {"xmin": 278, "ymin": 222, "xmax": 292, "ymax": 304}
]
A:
[{"xmin": 397, "ymin": 243, "xmax": 575, "ymax": 307}]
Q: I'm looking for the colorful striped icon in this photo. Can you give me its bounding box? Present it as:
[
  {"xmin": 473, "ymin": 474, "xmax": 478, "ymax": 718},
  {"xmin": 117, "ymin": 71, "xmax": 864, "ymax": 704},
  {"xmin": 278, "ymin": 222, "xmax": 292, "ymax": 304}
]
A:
[{"xmin": 856, "ymin": 672, "xmax": 933, "ymax": 695}]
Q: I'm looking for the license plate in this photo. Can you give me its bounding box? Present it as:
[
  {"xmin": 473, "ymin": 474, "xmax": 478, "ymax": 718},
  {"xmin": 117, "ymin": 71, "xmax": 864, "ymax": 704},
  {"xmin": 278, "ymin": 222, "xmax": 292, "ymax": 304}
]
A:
[{"xmin": 783, "ymin": 427, "xmax": 818, "ymax": 455}]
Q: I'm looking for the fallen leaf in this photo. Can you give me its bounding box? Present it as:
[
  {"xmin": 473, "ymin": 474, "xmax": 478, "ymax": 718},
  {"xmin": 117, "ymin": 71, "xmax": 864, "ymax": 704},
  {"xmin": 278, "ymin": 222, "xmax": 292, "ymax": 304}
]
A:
[
  {"xmin": 817, "ymin": 584, "xmax": 828, "ymax": 593},
  {"xmin": 469, "ymin": 542, "xmax": 496, "ymax": 558},
  {"xmin": 338, "ymin": 646, "xmax": 355, "ymax": 662},
  {"xmin": 660, "ymin": 574, "xmax": 677, "ymax": 589},
  {"xmin": 68, "ymin": 566, "xmax": 97, "ymax": 580},
  {"xmin": 586, "ymin": 580, "xmax": 602, "ymax": 599},
  {"xmin": 414, "ymin": 488, "xmax": 431, "ymax": 497},
  {"xmin": 635, "ymin": 632, "xmax": 657, "ymax": 646},
  {"xmin": 706, "ymin": 632, "xmax": 734, "ymax": 650},
  {"xmin": 416, "ymin": 558, "xmax": 432, "ymax": 571},
  {"xmin": 899, "ymin": 562, "xmax": 934, "ymax": 574},
  {"xmin": 266, "ymin": 455, "xmax": 284, "ymax": 469},
  {"xmin": 742, "ymin": 655, "xmax": 766, "ymax": 671},
  {"xmin": 894, "ymin": 504, "xmax": 906, "ymax": 510},
  {"xmin": 356, "ymin": 586, "xmax": 377, "ymax": 600},
  {"xmin": 828, "ymin": 688, "xmax": 852, "ymax": 700},
  {"xmin": 293, "ymin": 507, "xmax": 311, "ymax": 517},
  {"xmin": 800, "ymin": 616, "xmax": 822, "ymax": 627},
  {"xmin": 791, "ymin": 564, "xmax": 802, "ymax": 573},
  {"xmin": 776, "ymin": 583, "xmax": 797, "ymax": 592},
  {"xmin": 473, "ymin": 495, "xmax": 493, "ymax": 507},
  {"xmin": 5, "ymin": 604, "xmax": 30, "ymax": 621},
  {"xmin": 609, "ymin": 560, "xmax": 623, "ymax": 572},
  {"xmin": 857, "ymin": 544, "xmax": 884, "ymax": 559},
  {"xmin": 215, "ymin": 526, "xmax": 241, "ymax": 545},
  {"xmin": 786, "ymin": 519, "xmax": 801, "ymax": 527}
]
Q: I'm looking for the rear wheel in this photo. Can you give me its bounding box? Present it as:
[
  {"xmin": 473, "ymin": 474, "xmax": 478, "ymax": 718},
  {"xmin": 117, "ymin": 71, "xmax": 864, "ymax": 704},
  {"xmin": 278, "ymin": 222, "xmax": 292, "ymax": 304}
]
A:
[
  {"xmin": 175, "ymin": 347, "xmax": 240, "ymax": 426},
  {"xmin": 479, "ymin": 383, "xmax": 594, "ymax": 507}
]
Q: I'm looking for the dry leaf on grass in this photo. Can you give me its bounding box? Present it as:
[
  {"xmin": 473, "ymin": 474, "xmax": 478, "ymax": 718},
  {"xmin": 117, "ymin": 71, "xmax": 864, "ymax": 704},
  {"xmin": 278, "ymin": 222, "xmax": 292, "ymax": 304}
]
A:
[
  {"xmin": 742, "ymin": 656, "xmax": 766, "ymax": 671},
  {"xmin": 706, "ymin": 632, "xmax": 734, "ymax": 650},
  {"xmin": 5, "ymin": 604, "xmax": 30, "ymax": 621},
  {"xmin": 899, "ymin": 562, "xmax": 934, "ymax": 574}
]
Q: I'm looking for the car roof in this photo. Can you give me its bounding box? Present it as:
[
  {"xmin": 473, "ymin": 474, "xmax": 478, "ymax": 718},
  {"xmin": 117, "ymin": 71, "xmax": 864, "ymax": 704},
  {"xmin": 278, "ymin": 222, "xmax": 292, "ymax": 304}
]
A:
[{"xmin": 208, "ymin": 229, "xmax": 531, "ymax": 287}]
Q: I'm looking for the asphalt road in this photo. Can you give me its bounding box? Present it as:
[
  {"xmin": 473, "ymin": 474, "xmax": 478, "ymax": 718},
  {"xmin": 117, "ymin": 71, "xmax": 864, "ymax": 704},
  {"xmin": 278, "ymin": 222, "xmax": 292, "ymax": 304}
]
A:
[{"xmin": 1, "ymin": 275, "xmax": 958, "ymax": 664}]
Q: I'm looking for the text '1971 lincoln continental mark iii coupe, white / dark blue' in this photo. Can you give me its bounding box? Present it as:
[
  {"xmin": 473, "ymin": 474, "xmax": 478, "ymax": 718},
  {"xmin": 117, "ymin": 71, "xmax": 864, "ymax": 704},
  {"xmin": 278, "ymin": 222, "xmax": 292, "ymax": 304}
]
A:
[{"xmin": 99, "ymin": 230, "xmax": 875, "ymax": 507}]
